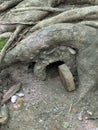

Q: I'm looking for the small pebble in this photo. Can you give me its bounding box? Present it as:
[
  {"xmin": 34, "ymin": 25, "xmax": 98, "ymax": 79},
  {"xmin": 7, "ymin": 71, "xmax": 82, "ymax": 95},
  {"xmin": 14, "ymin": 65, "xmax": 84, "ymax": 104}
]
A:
[
  {"xmin": 11, "ymin": 95, "xmax": 18, "ymax": 103},
  {"xmin": 16, "ymin": 93, "xmax": 25, "ymax": 97},
  {"xmin": 86, "ymin": 110, "xmax": 93, "ymax": 116}
]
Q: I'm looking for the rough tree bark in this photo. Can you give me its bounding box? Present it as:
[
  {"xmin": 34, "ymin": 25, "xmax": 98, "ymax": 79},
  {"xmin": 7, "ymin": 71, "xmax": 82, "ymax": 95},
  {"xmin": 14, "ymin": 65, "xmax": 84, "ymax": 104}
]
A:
[{"xmin": 0, "ymin": 0, "xmax": 98, "ymax": 104}]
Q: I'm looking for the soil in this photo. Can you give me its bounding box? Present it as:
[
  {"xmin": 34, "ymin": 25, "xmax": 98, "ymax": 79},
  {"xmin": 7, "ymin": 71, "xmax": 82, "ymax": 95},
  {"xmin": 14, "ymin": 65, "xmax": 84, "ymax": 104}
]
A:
[{"xmin": 0, "ymin": 62, "xmax": 98, "ymax": 130}]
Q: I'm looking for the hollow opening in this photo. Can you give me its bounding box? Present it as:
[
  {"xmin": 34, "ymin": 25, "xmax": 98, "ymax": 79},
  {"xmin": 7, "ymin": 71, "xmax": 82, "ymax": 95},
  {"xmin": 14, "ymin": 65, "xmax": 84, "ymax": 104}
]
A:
[
  {"xmin": 28, "ymin": 62, "xmax": 36, "ymax": 72},
  {"xmin": 46, "ymin": 61, "xmax": 64, "ymax": 78}
]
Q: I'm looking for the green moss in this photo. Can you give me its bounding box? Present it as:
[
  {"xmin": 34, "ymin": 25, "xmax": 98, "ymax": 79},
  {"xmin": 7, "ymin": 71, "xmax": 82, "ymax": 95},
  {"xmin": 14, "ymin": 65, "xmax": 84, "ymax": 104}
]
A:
[{"xmin": 0, "ymin": 38, "xmax": 8, "ymax": 51}]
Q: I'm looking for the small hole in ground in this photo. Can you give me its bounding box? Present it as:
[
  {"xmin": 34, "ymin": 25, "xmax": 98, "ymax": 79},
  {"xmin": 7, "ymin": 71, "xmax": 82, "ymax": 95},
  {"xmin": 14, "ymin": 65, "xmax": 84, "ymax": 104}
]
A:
[
  {"xmin": 46, "ymin": 61, "xmax": 64, "ymax": 78},
  {"xmin": 28, "ymin": 62, "xmax": 36, "ymax": 72}
]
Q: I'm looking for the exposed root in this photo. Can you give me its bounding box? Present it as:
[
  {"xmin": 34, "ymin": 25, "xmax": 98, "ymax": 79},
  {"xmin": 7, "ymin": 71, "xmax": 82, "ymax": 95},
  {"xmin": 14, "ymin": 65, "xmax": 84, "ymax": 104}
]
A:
[
  {"xmin": 0, "ymin": 21, "xmax": 37, "ymax": 26},
  {"xmin": 30, "ymin": 6, "xmax": 98, "ymax": 32},
  {"xmin": 11, "ymin": 6, "xmax": 73, "ymax": 13},
  {"xmin": 0, "ymin": 32, "xmax": 12, "ymax": 38},
  {"xmin": 0, "ymin": 25, "xmax": 25, "ymax": 64},
  {"xmin": 78, "ymin": 20, "xmax": 98, "ymax": 28},
  {"xmin": 66, "ymin": 0, "xmax": 98, "ymax": 5},
  {"xmin": 0, "ymin": 0, "xmax": 23, "ymax": 12}
]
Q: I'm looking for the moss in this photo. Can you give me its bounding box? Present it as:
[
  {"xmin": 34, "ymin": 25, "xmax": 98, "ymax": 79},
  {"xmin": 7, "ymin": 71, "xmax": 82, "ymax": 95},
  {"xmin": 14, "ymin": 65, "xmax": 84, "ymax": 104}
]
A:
[{"xmin": 0, "ymin": 38, "xmax": 8, "ymax": 51}]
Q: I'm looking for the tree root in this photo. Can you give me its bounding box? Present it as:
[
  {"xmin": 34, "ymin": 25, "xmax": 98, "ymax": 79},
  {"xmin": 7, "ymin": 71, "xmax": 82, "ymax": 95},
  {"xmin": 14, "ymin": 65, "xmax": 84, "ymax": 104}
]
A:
[
  {"xmin": 0, "ymin": 0, "xmax": 23, "ymax": 12},
  {"xmin": 0, "ymin": 32, "xmax": 12, "ymax": 38},
  {"xmin": 1, "ymin": 23, "xmax": 97, "ymax": 66},
  {"xmin": 30, "ymin": 6, "xmax": 98, "ymax": 32},
  {"xmin": 79, "ymin": 20, "xmax": 98, "ymax": 28},
  {"xmin": 0, "ymin": 23, "xmax": 97, "ymax": 104},
  {"xmin": 66, "ymin": 0, "xmax": 98, "ymax": 5},
  {"xmin": 0, "ymin": 25, "xmax": 25, "ymax": 64},
  {"xmin": 11, "ymin": 6, "xmax": 73, "ymax": 13},
  {"xmin": 0, "ymin": 21, "xmax": 37, "ymax": 26}
]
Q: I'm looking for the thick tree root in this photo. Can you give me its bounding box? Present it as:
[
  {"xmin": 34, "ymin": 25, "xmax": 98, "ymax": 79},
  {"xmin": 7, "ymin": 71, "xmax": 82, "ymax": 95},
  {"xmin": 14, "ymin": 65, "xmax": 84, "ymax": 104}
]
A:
[
  {"xmin": 1, "ymin": 23, "xmax": 97, "ymax": 65},
  {"xmin": 0, "ymin": 23, "xmax": 98, "ymax": 103},
  {"xmin": 30, "ymin": 6, "xmax": 98, "ymax": 32},
  {"xmin": 11, "ymin": 6, "xmax": 72, "ymax": 13},
  {"xmin": 0, "ymin": 0, "xmax": 23, "ymax": 12}
]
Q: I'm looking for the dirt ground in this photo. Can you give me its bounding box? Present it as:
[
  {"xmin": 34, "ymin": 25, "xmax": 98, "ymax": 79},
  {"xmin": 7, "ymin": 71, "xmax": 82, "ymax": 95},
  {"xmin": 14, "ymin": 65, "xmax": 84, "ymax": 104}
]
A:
[{"xmin": 0, "ymin": 63, "xmax": 98, "ymax": 130}]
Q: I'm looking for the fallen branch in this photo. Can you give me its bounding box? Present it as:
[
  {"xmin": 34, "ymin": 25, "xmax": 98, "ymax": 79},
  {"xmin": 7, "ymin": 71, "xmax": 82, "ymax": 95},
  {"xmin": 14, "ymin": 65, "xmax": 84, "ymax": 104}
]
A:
[
  {"xmin": 0, "ymin": 0, "xmax": 23, "ymax": 12},
  {"xmin": 30, "ymin": 6, "xmax": 98, "ymax": 32},
  {"xmin": 0, "ymin": 25, "xmax": 25, "ymax": 63},
  {"xmin": 11, "ymin": 6, "xmax": 73, "ymax": 13},
  {"xmin": 1, "ymin": 83, "xmax": 22, "ymax": 104}
]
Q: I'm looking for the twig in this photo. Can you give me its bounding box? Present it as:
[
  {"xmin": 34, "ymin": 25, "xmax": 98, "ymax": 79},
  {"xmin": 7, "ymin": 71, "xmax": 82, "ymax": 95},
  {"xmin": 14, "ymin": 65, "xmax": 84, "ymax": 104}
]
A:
[
  {"xmin": 86, "ymin": 117, "xmax": 98, "ymax": 120},
  {"xmin": 0, "ymin": 25, "xmax": 25, "ymax": 63},
  {"xmin": 1, "ymin": 83, "xmax": 22, "ymax": 105},
  {"xmin": 0, "ymin": 0, "xmax": 23, "ymax": 12},
  {"xmin": 11, "ymin": 6, "xmax": 72, "ymax": 13}
]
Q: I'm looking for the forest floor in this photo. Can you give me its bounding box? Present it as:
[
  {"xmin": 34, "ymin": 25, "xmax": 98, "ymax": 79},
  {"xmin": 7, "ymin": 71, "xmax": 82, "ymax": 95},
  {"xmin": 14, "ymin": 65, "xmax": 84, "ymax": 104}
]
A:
[{"xmin": 0, "ymin": 63, "xmax": 98, "ymax": 130}]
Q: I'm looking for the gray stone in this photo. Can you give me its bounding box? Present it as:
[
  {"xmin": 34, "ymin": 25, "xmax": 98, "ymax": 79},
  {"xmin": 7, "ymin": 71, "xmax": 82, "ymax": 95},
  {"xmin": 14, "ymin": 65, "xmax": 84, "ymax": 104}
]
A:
[{"xmin": 58, "ymin": 64, "xmax": 75, "ymax": 91}]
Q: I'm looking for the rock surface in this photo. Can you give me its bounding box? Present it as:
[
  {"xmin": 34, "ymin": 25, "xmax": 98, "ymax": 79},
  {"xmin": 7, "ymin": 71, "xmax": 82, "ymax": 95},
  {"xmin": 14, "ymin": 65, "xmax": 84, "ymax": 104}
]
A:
[{"xmin": 58, "ymin": 64, "xmax": 75, "ymax": 91}]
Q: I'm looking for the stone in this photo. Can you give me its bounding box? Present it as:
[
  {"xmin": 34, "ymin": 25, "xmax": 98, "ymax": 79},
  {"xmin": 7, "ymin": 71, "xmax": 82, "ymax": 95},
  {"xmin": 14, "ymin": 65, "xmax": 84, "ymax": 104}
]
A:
[
  {"xmin": 16, "ymin": 92, "xmax": 25, "ymax": 97},
  {"xmin": 67, "ymin": 47, "xmax": 76, "ymax": 55},
  {"xmin": 11, "ymin": 95, "xmax": 18, "ymax": 103},
  {"xmin": 58, "ymin": 64, "xmax": 75, "ymax": 91}
]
